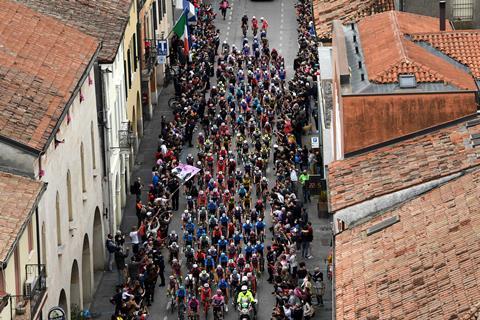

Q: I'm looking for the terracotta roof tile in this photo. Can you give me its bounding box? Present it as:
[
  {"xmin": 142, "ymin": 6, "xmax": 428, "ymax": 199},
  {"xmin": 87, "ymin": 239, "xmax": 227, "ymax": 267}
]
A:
[
  {"xmin": 335, "ymin": 168, "xmax": 480, "ymax": 319},
  {"xmin": 328, "ymin": 119, "xmax": 480, "ymax": 212},
  {"xmin": 0, "ymin": 1, "xmax": 98, "ymax": 151},
  {"xmin": 16, "ymin": 0, "xmax": 132, "ymax": 63},
  {"xmin": 0, "ymin": 171, "xmax": 44, "ymax": 263},
  {"xmin": 411, "ymin": 31, "xmax": 480, "ymax": 79},
  {"xmin": 313, "ymin": 0, "xmax": 394, "ymax": 40},
  {"xmin": 358, "ymin": 11, "xmax": 477, "ymax": 90}
]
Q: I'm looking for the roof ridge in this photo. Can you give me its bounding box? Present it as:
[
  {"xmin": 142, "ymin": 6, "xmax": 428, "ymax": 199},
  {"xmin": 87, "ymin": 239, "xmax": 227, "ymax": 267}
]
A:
[
  {"xmin": 390, "ymin": 11, "xmax": 408, "ymax": 62},
  {"xmin": 410, "ymin": 30, "xmax": 480, "ymax": 36}
]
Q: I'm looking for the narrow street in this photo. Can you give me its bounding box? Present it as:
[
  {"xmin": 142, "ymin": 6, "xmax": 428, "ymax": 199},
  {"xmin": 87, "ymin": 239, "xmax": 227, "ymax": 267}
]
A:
[{"xmin": 90, "ymin": 1, "xmax": 333, "ymax": 319}]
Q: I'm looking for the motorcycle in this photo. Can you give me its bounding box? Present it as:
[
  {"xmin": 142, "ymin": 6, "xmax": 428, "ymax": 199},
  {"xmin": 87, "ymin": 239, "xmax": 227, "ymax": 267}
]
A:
[{"xmin": 237, "ymin": 299, "xmax": 255, "ymax": 320}]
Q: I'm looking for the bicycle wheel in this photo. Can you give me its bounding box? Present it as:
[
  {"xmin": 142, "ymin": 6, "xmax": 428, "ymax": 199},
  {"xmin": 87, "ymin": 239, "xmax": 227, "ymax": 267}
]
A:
[{"xmin": 168, "ymin": 97, "xmax": 180, "ymax": 110}]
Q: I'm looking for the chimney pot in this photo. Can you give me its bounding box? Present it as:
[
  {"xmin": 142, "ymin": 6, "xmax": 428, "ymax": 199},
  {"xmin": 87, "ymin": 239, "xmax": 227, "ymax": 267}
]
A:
[{"xmin": 439, "ymin": 1, "xmax": 446, "ymax": 31}]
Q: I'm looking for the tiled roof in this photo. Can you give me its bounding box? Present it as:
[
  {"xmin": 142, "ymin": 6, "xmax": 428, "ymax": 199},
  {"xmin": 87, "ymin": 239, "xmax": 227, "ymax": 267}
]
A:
[
  {"xmin": 358, "ymin": 11, "xmax": 477, "ymax": 90},
  {"xmin": 411, "ymin": 31, "xmax": 480, "ymax": 79},
  {"xmin": 16, "ymin": 0, "xmax": 132, "ymax": 63},
  {"xmin": 0, "ymin": 171, "xmax": 45, "ymax": 263},
  {"xmin": 335, "ymin": 168, "xmax": 480, "ymax": 320},
  {"xmin": 313, "ymin": 0, "xmax": 395, "ymax": 40},
  {"xmin": 328, "ymin": 119, "xmax": 480, "ymax": 212},
  {"xmin": 0, "ymin": 1, "xmax": 98, "ymax": 151}
]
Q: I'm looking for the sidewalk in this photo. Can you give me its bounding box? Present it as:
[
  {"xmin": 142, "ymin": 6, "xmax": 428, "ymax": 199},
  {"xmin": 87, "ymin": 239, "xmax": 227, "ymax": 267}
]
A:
[
  {"xmin": 89, "ymin": 85, "xmax": 176, "ymax": 319},
  {"xmin": 300, "ymin": 131, "xmax": 333, "ymax": 319}
]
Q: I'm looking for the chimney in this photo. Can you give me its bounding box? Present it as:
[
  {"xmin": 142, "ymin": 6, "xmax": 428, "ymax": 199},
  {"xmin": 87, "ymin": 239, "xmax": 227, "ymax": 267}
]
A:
[{"xmin": 439, "ymin": 0, "xmax": 446, "ymax": 31}]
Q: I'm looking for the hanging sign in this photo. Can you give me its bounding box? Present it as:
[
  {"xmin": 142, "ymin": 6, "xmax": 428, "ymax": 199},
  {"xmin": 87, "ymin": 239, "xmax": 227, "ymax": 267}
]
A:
[{"xmin": 157, "ymin": 40, "xmax": 168, "ymax": 64}]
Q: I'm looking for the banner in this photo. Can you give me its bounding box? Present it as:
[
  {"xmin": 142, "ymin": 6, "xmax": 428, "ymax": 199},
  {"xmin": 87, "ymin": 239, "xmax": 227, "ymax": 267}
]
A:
[{"xmin": 172, "ymin": 163, "xmax": 200, "ymax": 182}]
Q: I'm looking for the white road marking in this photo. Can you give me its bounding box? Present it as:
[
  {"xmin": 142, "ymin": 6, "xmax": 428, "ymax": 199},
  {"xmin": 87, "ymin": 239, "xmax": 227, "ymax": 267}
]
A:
[{"xmin": 227, "ymin": 26, "xmax": 230, "ymax": 30}]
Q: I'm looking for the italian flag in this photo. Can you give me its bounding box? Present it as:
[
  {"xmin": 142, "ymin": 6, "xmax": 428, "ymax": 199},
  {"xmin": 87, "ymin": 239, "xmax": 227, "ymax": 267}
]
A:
[{"xmin": 173, "ymin": 11, "xmax": 189, "ymax": 55}]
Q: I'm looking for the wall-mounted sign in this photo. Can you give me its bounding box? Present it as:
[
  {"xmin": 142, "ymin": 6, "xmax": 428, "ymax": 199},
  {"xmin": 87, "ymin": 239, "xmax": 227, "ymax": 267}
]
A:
[
  {"xmin": 157, "ymin": 40, "xmax": 168, "ymax": 64},
  {"xmin": 48, "ymin": 307, "xmax": 66, "ymax": 320},
  {"xmin": 311, "ymin": 136, "xmax": 320, "ymax": 149}
]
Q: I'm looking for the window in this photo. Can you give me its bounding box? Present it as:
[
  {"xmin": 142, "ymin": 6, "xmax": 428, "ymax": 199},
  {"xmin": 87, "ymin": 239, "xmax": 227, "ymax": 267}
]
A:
[
  {"xmin": 153, "ymin": 1, "xmax": 158, "ymax": 30},
  {"xmin": 133, "ymin": 34, "xmax": 138, "ymax": 71},
  {"xmin": 91, "ymin": 122, "xmax": 96, "ymax": 170},
  {"xmin": 0, "ymin": 269, "xmax": 4, "ymax": 293},
  {"xmin": 162, "ymin": 0, "xmax": 166, "ymax": 15},
  {"xmin": 158, "ymin": 0, "xmax": 163, "ymax": 22},
  {"xmin": 80, "ymin": 143, "xmax": 86, "ymax": 192},
  {"xmin": 27, "ymin": 220, "xmax": 33, "ymax": 253},
  {"xmin": 123, "ymin": 60, "xmax": 128, "ymax": 99},
  {"xmin": 14, "ymin": 248, "xmax": 20, "ymax": 295},
  {"xmin": 452, "ymin": 0, "xmax": 474, "ymax": 20},
  {"xmin": 56, "ymin": 192, "xmax": 62, "ymax": 245},
  {"xmin": 67, "ymin": 170, "xmax": 73, "ymax": 221},
  {"xmin": 127, "ymin": 49, "xmax": 132, "ymax": 89}
]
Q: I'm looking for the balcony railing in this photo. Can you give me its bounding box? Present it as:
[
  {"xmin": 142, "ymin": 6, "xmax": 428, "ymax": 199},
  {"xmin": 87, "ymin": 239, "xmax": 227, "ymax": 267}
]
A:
[
  {"xmin": 25, "ymin": 264, "xmax": 47, "ymax": 318},
  {"xmin": 142, "ymin": 40, "xmax": 158, "ymax": 79}
]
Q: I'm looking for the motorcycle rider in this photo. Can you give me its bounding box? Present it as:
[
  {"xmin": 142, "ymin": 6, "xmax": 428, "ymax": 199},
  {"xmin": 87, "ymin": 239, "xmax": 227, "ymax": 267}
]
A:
[{"xmin": 237, "ymin": 285, "xmax": 256, "ymax": 316}]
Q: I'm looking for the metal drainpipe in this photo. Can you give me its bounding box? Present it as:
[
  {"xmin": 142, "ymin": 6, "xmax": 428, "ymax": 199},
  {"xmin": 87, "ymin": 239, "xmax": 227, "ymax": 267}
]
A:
[{"xmin": 96, "ymin": 63, "xmax": 114, "ymax": 236}]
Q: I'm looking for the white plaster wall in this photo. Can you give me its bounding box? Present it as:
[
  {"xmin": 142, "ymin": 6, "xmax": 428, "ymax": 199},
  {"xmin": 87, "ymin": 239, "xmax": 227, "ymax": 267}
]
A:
[
  {"xmin": 34, "ymin": 67, "xmax": 104, "ymax": 318},
  {"xmin": 101, "ymin": 43, "xmax": 129, "ymax": 234}
]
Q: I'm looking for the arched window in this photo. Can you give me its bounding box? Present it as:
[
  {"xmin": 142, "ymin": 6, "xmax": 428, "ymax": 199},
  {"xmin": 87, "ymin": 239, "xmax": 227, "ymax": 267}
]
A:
[
  {"xmin": 56, "ymin": 192, "xmax": 62, "ymax": 245},
  {"xmin": 67, "ymin": 170, "xmax": 73, "ymax": 221},
  {"xmin": 80, "ymin": 143, "xmax": 86, "ymax": 192},
  {"xmin": 91, "ymin": 122, "xmax": 96, "ymax": 170}
]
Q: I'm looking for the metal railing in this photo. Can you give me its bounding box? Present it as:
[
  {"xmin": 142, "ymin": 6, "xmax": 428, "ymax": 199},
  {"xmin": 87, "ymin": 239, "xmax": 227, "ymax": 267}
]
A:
[
  {"xmin": 143, "ymin": 40, "xmax": 158, "ymax": 75},
  {"xmin": 25, "ymin": 264, "xmax": 47, "ymax": 318}
]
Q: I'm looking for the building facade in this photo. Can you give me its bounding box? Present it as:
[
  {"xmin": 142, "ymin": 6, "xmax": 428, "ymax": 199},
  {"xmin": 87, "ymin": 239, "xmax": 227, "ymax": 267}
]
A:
[
  {"xmin": 399, "ymin": 0, "xmax": 480, "ymax": 29},
  {"xmin": 320, "ymin": 11, "xmax": 478, "ymax": 161},
  {"xmin": 0, "ymin": 173, "xmax": 46, "ymax": 320},
  {"xmin": 0, "ymin": 2, "xmax": 105, "ymax": 318},
  {"xmin": 124, "ymin": 1, "xmax": 144, "ymax": 156}
]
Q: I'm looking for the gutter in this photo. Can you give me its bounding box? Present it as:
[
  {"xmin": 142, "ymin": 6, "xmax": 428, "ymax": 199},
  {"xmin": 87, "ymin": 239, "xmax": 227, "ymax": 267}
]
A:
[{"xmin": 41, "ymin": 44, "xmax": 102, "ymax": 154}]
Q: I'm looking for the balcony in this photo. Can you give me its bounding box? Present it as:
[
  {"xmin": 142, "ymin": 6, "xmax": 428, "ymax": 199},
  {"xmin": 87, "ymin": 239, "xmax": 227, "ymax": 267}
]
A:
[
  {"xmin": 141, "ymin": 40, "xmax": 157, "ymax": 81},
  {"xmin": 20, "ymin": 264, "xmax": 47, "ymax": 319}
]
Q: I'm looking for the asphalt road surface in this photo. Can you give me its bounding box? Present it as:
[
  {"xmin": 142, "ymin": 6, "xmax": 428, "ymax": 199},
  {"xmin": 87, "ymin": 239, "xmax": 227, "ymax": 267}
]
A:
[{"xmin": 90, "ymin": 0, "xmax": 333, "ymax": 318}]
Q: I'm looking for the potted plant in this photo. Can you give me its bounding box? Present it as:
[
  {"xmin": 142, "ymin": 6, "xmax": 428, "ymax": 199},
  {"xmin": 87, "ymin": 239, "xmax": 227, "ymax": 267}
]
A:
[{"xmin": 317, "ymin": 190, "xmax": 328, "ymax": 219}]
